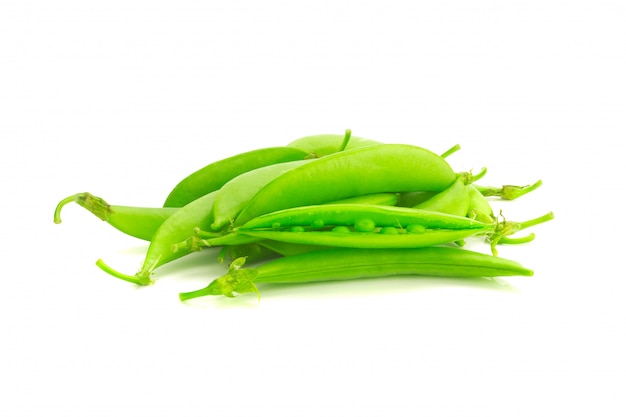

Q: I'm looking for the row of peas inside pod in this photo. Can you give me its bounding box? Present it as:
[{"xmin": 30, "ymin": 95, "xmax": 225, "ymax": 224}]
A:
[{"xmin": 54, "ymin": 130, "xmax": 553, "ymax": 301}]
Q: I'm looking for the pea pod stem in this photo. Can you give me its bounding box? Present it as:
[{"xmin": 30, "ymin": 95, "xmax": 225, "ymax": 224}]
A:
[
  {"xmin": 475, "ymin": 180, "xmax": 542, "ymax": 200},
  {"xmin": 338, "ymin": 129, "xmax": 352, "ymax": 152},
  {"xmin": 95, "ymin": 259, "xmax": 153, "ymax": 286},
  {"xmin": 54, "ymin": 192, "xmax": 178, "ymax": 241},
  {"xmin": 489, "ymin": 211, "xmax": 554, "ymax": 255},
  {"xmin": 440, "ymin": 144, "xmax": 461, "ymax": 159},
  {"xmin": 54, "ymin": 192, "xmax": 109, "ymax": 224}
]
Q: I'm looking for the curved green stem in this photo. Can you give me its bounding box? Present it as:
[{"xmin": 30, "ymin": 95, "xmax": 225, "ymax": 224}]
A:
[
  {"xmin": 54, "ymin": 192, "xmax": 111, "ymax": 224},
  {"xmin": 498, "ymin": 233, "xmax": 536, "ymax": 245},
  {"xmin": 440, "ymin": 144, "xmax": 461, "ymax": 159},
  {"xmin": 518, "ymin": 211, "xmax": 554, "ymax": 231},
  {"xmin": 95, "ymin": 259, "xmax": 153, "ymax": 286},
  {"xmin": 488, "ymin": 211, "xmax": 553, "ymax": 255},
  {"xmin": 475, "ymin": 180, "xmax": 543, "ymax": 200},
  {"xmin": 54, "ymin": 194, "xmax": 80, "ymax": 224},
  {"xmin": 457, "ymin": 168, "xmax": 488, "ymax": 185},
  {"xmin": 338, "ymin": 129, "xmax": 352, "ymax": 152}
]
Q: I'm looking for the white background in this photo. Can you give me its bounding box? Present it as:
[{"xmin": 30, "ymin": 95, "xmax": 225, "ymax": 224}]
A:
[{"xmin": 1, "ymin": 1, "xmax": 625, "ymax": 416}]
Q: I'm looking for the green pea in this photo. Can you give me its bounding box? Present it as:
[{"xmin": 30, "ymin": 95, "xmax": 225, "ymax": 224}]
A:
[
  {"xmin": 332, "ymin": 226, "xmax": 351, "ymax": 233},
  {"xmin": 379, "ymin": 226, "xmax": 399, "ymax": 235},
  {"xmin": 407, "ymin": 224, "xmax": 426, "ymax": 234},
  {"xmin": 290, "ymin": 226, "xmax": 305, "ymax": 232},
  {"xmin": 311, "ymin": 218, "xmax": 325, "ymax": 228},
  {"xmin": 354, "ymin": 218, "xmax": 376, "ymax": 233}
]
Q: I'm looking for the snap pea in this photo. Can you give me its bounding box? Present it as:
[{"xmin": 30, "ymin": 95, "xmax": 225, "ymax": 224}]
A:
[
  {"xmin": 96, "ymin": 190, "xmax": 219, "ymax": 285},
  {"xmin": 225, "ymin": 204, "xmax": 552, "ymax": 254},
  {"xmin": 179, "ymin": 246, "xmax": 534, "ymax": 300},
  {"xmin": 210, "ymin": 159, "xmax": 311, "ymax": 231},
  {"xmin": 237, "ymin": 228, "xmax": 490, "ymax": 249},
  {"xmin": 412, "ymin": 177, "xmax": 469, "ymax": 217},
  {"xmin": 233, "ymin": 144, "xmax": 458, "ymax": 228},
  {"xmin": 467, "ymin": 185, "xmax": 496, "ymax": 224},
  {"xmin": 163, "ymin": 146, "xmax": 311, "ymax": 207},
  {"xmin": 54, "ymin": 192, "xmax": 177, "ymax": 241},
  {"xmin": 237, "ymin": 204, "xmax": 491, "ymax": 231}
]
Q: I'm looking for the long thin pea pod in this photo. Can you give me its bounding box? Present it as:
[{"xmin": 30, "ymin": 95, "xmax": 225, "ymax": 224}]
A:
[
  {"xmin": 163, "ymin": 146, "xmax": 311, "ymax": 208},
  {"xmin": 54, "ymin": 192, "xmax": 177, "ymax": 241},
  {"xmin": 232, "ymin": 144, "xmax": 458, "ymax": 228},
  {"xmin": 96, "ymin": 190, "xmax": 219, "ymax": 285},
  {"xmin": 412, "ymin": 177, "xmax": 469, "ymax": 217},
  {"xmin": 210, "ymin": 159, "xmax": 311, "ymax": 231},
  {"xmin": 236, "ymin": 204, "xmax": 492, "ymax": 231},
  {"xmin": 179, "ymin": 247, "xmax": 534, "ymax": 300}
]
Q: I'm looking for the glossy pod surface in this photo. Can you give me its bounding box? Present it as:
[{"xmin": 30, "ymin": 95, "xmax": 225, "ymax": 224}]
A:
[
  {"xmin": 233, "ymin": 144, "xmax": 458, "ymax": 227},
  {"xmin": 179, "ymin": 246, "xmax": 533, "ymax": 299},
  {"xmin": 163, "ymin": 147, "xmax": 310, "ymax": 208}
]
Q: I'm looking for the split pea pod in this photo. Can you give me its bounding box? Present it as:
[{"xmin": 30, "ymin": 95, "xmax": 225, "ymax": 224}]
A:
[
  {"xmin": 232, "ymin": 204, "xmax": 493, "ymax": 249},
  {"xmin": 179, "ymin": 247, "xmax": 534, "ymax": 300},
  {"xmin": 163, "ymin": 146, "xmax": 311, "ymax": 208},
  {"xmin": 54, "ymin": 192, "xmax": 177, "ymax": 241},
  {"xmin": 225, "ymin": 204, "xmax": 553, "ymax": 254},
  {"xmin": 232, "ymin": 144, "xmax": 458, "ymax": 228}
]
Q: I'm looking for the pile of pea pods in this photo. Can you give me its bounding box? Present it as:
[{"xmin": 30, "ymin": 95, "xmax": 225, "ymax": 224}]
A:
[{"xmin": 54, "ymin": 130, "xmax": 553, "ymax": 301}]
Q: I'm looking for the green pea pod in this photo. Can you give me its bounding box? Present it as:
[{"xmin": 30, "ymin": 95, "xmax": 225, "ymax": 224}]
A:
[
  {"xmin": 237, "ymin": 204, "xmax": 491, "ymax": 231},
  {"xmin": 236, "ymin": 228, "xmax": 490, "ymax": 250},
  {"xmin": 54, "ymin": 192, "xmax": 178, "ymax": 241},
  {"xmin": 163, "ymin": 147, "xmax": 311, "ymax": 208},
  {"xmin": 96, "ymin": 190, "xmax": 219, "ymax": 285},
  {"xmin": 179, "ymin": 247, "xmax": 534, "ymax": 300},
  {"xmin": 210, "ymin": 159, "xmax": 312, "ymax": 231},
  {"xmin": 467, "ymin": 185, "xmax": 496, "ymax": 224},
  {"xmin": 233, "ymin": 144, "xmax": 458, "ymax": 228},
  {"xmin": 412, "ymin": 177, "xmax": 469, "ymax": 217}
]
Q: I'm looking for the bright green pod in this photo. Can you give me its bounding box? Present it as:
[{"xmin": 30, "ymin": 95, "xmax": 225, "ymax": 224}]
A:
[
  {"xmin": 179, "ymin": 246, "xmax": 534, "ymax": 300},
  {"xmin": 54, "ymin": 192, "xmax": 177, "ymax": 241},
  {"xmin": 236, "ymin": 228, "xmax": 489, "ymax": 249},
  {"xmin": 467, "ymin": 185, "xmax": 496, "ymax": 224},
  {"xmin": 96, "ymin": 191, "xmax": 219, "ymax": 285},
  {"xmin": 413, "ymin": 177, "xmax": 470, "ymax": 217},
  {"xmin": 233, "ymin": 144, "xmax": 458, "ymax": 227},
  {"xmin": 163, "ymin": 147, "xmax": 311, "ymax": 208},
  {"xmin": 210, "ymin": 160, "xmax": 311, "ymax": 231}
]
